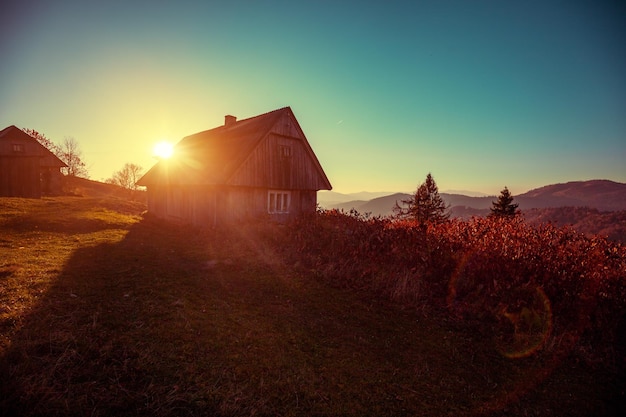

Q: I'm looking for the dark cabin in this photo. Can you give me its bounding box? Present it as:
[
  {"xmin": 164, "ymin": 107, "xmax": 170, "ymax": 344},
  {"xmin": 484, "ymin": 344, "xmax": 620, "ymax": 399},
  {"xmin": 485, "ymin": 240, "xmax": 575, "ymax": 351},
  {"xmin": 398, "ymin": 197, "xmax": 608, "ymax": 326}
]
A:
[
  {"xmin": 137, "ymin": 107, "xmax": 332, "ymax": 226},
  {"xmin": 0, "ymin": 125, "xmax": 67, "ymax": 198}
]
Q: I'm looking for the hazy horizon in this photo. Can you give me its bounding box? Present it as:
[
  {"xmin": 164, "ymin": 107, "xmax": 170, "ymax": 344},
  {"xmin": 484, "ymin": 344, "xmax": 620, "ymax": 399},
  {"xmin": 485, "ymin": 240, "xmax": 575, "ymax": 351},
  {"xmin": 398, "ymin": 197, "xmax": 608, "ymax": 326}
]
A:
[
  {"xmin": 318, "ymin": 178, "xmax": 624, "ymax": 198},
  {"xmin": 2, "ymin": 1, "xmax": 624, "ymax": 195}
]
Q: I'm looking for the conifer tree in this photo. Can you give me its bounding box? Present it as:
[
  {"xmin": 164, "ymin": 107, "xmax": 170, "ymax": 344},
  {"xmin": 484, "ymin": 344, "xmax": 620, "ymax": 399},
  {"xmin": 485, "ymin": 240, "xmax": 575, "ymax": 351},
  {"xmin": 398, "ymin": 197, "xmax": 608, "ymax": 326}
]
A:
[
  {"xmin": 490, "ymin": 186, "xmax": 519, "ymax": 217},
  {"xmin": 394, "ymin": 173, "xmax": 449, "ymax": 223}
]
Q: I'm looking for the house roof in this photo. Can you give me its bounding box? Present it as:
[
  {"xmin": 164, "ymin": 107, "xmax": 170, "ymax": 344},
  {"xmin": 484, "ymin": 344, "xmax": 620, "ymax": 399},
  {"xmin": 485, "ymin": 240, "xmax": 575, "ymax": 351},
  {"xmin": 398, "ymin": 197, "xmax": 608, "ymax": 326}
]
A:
[
  {"xmin": 138, "ymin": 107, "xmax": 331, "ymax": 189},
  {"xmin": 0, "ymin": 125, "xmax": 67, "ymax": 168}
]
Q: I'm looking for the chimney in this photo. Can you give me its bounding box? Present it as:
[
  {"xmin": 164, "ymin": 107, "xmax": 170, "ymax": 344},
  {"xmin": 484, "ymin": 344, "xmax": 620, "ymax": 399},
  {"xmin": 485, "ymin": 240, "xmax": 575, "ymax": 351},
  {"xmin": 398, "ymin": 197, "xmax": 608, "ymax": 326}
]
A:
[{"xmin": 225, "ymin": 115, "xmax": 237, "ymax": 127}]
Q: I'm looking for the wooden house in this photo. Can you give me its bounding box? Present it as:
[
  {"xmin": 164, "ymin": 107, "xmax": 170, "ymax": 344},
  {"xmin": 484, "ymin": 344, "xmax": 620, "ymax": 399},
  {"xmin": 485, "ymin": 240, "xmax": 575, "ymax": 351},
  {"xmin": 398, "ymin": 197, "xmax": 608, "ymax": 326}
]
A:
[
  {"xmin": 0, "ymin": 125, "xmax": 67, "ymax": 198},
  {"xmin": 137, "ymin": 107, "xmax": 332, "ymax": 226}
]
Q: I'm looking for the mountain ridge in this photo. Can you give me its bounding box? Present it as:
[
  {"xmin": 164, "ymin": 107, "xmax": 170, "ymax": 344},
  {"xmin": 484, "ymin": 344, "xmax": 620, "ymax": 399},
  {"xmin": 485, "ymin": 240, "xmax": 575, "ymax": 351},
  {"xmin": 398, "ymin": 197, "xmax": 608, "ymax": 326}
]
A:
[{"xmin": 319, "ymin": 180, "xmax": 626, "ymax": 216}]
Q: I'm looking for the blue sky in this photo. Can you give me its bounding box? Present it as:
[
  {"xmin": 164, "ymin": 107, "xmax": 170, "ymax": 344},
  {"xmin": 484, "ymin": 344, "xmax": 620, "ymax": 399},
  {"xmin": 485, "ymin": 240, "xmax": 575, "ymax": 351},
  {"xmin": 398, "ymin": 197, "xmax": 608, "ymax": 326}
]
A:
[{"xmin": 1, "ymin": 0, "xmax": 624, "ymax": 194}]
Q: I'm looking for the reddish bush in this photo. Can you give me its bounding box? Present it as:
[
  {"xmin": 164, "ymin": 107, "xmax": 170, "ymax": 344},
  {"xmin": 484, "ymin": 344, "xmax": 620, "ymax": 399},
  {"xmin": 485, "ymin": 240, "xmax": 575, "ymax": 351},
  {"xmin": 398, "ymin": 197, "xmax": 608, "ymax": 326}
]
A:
[{"xmin": 269, "ymin": 209, "xmax": 626, "ymax": 369}]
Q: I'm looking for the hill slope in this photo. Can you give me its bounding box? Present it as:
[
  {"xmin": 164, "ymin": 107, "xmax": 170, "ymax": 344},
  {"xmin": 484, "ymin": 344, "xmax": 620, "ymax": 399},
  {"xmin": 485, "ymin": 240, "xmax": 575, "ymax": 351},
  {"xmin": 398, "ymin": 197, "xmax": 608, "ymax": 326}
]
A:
[
  {"xmin": 321, "ymin": 180, "xmax": 626, "ymax": 216},
  {"xmin": 1, "ymin": 195, "xmax": 622, "ymax": 416},
  {"xmin": 517, "ymin": 180, "xmax": 626, "ymax": 211},
  {"xmin": 62, "ymin": 176, "xmax": 146, "ymax": 202}
]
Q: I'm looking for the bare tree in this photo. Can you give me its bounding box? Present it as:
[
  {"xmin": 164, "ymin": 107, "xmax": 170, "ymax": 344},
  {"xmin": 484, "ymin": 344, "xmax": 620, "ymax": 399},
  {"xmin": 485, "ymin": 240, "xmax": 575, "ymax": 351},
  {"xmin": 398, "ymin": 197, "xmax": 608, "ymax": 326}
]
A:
[
  {"xmin": 59, "ymin": 136, "xmax": 88, "ymax": 177},
  {"xmin": 21, "ymin": 128, "xmax": 61, "ymax": 156},
  {"xmin": 107, "ymin": 163, "xmax": 144, "ymax": 191}
]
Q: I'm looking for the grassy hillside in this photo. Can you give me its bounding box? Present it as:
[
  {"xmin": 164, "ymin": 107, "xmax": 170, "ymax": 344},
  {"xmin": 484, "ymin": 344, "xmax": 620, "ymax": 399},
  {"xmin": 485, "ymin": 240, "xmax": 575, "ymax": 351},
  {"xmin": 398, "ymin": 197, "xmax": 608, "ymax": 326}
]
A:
[
  {"xmin": 61, "ymin": 175, "xmax": 147, "ymax": 202},
  {"xmin": 1, "ymin": 197, "xmax": 624, "ymax": 416}
]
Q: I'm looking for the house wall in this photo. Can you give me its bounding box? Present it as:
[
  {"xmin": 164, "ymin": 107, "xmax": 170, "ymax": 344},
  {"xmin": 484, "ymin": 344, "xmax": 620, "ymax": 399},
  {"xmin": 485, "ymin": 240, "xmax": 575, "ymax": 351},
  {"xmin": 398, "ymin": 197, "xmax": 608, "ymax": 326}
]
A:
[
  {"xmin": 217, "ymin": 188, "xmax": 316, "ymax": 220},
  {"xmin": 229, "ymin": 134, "xmax": 326, "ymax": 190},
  {"xmin": 146, "ymin": 185, "xmax": 318, "ymax": 227},
  {"xmin": 1, "ymin": 131, "xmax": 66, "ymax": 198},
  {"xmin": 146, "ymin": 185, "xmax": 217, "ymax": 226},
  {"xmin": 0, "ymin": 155, "xmax": 42, "ymax": 198},
  {"xmin": 299, "ymin": 189, "xmax": 318, "ymax": 214},
  {"xmin": 0, "ymin": 134, "xmax": 40, "ymax": 155},
  {"xmin": 229, "ymin": 134, "xmax": 329, "ymax": 190},
  {"xmin": 228, "ymin": 112, "xmax": 330, "ymax": 191}
]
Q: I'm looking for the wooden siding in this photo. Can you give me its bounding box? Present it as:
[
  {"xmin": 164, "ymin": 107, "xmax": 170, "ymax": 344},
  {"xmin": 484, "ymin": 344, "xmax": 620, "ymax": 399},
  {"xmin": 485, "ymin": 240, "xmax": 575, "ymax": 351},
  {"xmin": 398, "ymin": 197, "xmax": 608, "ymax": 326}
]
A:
[
  {"xmin": 218, "ymin": 188, "xmax": 316, "ymax": 222},
  {"xmin": 1, "ymin": 134, "xmax": 43, "ymax": 197},
  {"xmin": 0, "ymin": 135, "xmax": 38, "ymax": 156},
  {"xmin": 147, "ymin": 185, "xmax": 217, "ymax": 226},
  {"xmin": 229, "ymin": 133, "xmax": 329, "ymax": 190},
  {"xmin": 0, "ymin": 126, "xmax": 67, "ymax": 198},
  {"xmin": 226, "ymin": 111, "xmax": 329, "ymax": 191},
  {"xmin": 146, "ymin": 185, "xmax": 317, "ymax": 227},
  {"xmin": 0, "ymin": 156, "xmax": 42, "ymax": 198},
  {"xmin": 299, "ymin": 190, "xmax": 317, "ymax": 214}
]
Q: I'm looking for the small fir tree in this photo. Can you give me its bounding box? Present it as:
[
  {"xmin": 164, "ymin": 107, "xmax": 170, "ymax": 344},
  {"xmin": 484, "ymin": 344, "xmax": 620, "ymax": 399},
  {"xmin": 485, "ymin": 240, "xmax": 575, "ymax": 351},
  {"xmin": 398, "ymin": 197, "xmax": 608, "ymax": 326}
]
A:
[
  {"xmin": 490, "ymin": 186, "xmax": 519, "ymax": 217},
  {"xmin": 394, "ymin": 173, "xmax": 449, "ymax": 224}
]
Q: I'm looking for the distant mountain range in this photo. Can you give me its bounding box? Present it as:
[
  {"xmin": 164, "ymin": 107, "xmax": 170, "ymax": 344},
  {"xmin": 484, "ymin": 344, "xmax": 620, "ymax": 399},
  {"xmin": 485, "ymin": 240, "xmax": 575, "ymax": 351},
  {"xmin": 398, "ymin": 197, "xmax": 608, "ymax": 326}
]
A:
[{"xmin": 318, "ymin": 180, "xmax": 626, "ymax": 218}]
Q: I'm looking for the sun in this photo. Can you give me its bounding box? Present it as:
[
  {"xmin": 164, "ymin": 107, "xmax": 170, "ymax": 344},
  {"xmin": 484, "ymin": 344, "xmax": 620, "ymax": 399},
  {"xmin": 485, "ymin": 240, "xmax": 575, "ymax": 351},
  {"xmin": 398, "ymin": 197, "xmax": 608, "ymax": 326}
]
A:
[{"xmin": 153, "ymin": 141, "xmax": 174, "ymax": 159}]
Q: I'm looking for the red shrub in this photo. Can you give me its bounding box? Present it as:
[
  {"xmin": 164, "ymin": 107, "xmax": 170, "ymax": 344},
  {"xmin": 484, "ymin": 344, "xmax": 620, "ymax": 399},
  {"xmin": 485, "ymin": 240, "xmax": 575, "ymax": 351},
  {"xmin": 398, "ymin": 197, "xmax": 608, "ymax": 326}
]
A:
[{"xmin": 270, "ymin": 209, "xmax": 626, "ymax": 368}]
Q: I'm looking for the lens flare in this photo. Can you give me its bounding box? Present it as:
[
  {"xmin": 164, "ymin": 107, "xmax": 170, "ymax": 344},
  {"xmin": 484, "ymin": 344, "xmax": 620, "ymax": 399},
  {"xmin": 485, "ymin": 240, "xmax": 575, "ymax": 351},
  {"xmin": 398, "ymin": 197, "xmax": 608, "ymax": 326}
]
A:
[
  {"xmin": 496, "ymin": 287, "xmax": 553, "ymax": 359},
  {"xmin": 447, "ymin": 251, "xmax": 553, "ymax": 359}
]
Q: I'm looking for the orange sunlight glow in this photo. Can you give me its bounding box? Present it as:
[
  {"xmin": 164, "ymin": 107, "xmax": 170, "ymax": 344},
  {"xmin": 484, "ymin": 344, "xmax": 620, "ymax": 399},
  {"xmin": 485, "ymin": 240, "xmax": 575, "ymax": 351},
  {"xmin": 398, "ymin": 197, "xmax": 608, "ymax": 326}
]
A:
[{"xmin": 153, "ymin": 141, "xmax": 174, "ymax": 159}]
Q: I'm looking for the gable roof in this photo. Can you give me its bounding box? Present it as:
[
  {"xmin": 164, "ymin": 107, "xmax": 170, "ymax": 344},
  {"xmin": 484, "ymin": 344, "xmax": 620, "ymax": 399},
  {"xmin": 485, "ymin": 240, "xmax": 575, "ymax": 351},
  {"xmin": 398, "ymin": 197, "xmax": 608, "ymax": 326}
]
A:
[
  {"xmin": 138, "ymin": 107, "xmax": 331, "ymax": 189},
  {"xmin": 0, "ymin": 125, "xmax": 67, "ymax": 168}
]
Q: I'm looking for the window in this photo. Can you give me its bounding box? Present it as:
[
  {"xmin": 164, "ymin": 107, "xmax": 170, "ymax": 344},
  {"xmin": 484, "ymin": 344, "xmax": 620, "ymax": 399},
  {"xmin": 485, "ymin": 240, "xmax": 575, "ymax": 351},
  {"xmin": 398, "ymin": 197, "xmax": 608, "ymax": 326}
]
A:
[
  {"xmin": 268, "ymin": 190, "xmax": 291, "ymax": 214},
  {"xmin": 278, "ymin": 145, "xmax": 292, "ymax": 158},
  {"xmin": 12, "ymin": 143, "xmax": 24, "ymax": 153}
]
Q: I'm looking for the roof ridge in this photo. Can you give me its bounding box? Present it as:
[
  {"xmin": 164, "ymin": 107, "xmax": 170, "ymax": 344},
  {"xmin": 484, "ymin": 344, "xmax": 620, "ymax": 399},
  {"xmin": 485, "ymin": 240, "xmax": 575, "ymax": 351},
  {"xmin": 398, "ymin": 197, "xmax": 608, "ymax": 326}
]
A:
[
  {"xmin": 0, "ymin": 125, "xmax": 21, "ymax": 138},
  {"xmin": 234, "ymin": 106, "xmax": 291, "ymax": 124},
  {"xmin": 138, "ymin": 106, "xmax": 332, "ymax": 191},
  {"xmin": 183, "ymin": 107, "xmax": 292, "ymax": 138}
]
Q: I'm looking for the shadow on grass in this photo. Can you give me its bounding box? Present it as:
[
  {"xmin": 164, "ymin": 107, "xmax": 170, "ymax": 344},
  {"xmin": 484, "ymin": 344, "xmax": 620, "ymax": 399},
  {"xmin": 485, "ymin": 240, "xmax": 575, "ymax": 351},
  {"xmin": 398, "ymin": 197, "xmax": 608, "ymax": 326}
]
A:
[
  {"xmin": 0, "ymin": 217, "xmax": 217, "ymax": 416},
  {"xmin": 0, "ymin": 216, "xmax": 621, "ymax": 416}
]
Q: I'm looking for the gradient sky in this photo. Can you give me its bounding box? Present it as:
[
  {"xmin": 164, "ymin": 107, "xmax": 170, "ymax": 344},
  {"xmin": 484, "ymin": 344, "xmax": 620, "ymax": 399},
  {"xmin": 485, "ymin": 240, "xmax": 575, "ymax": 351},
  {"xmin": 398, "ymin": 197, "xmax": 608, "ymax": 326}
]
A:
[{"xmin": 1, "ymin": 0, "xmax": 624, "ymax": 195}]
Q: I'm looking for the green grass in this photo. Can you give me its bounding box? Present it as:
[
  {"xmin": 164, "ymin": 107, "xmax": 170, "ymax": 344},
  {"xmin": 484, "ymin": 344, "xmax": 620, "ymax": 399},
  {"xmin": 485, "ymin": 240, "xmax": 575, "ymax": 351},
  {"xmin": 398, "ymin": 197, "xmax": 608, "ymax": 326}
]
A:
[{"xmin": 0, "ymin": 196, "xmax": 622, "ymax": 416}]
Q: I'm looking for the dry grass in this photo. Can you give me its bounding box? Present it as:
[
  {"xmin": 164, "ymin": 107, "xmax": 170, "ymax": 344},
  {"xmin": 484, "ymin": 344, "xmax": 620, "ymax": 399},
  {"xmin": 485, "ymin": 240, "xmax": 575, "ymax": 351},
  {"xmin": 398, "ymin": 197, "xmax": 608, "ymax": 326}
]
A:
[{"xmin": 0, "ymin": 195, "xmax": 622, "ymax": 416}]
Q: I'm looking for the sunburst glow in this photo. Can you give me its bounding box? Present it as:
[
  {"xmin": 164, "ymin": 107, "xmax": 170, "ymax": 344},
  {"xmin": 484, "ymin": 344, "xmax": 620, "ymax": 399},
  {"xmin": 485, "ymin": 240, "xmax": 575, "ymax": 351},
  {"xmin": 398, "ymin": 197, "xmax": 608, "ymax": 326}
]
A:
[{"xmin": 153, "ymin": 141, "xmax": 174, "ymax": 159}]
